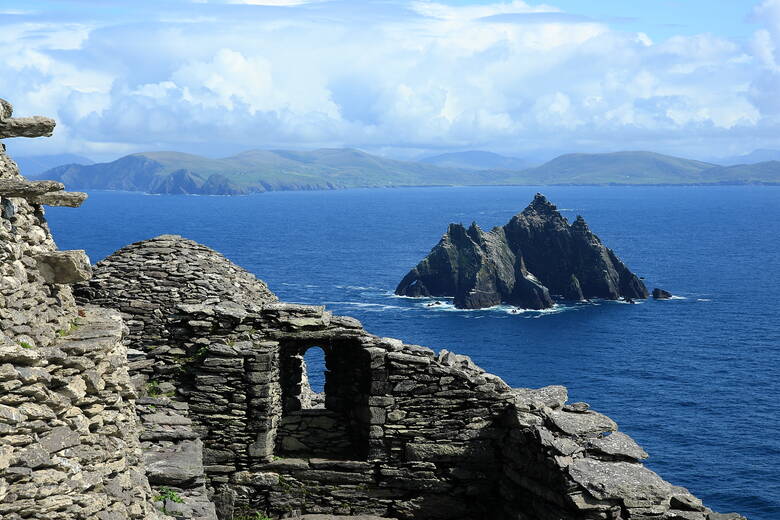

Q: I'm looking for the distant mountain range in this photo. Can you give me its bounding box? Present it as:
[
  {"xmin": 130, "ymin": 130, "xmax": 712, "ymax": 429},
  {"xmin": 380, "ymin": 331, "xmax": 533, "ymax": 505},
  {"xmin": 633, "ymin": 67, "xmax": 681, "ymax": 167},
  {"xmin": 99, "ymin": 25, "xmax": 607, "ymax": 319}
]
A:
[
  {"xmin": 717, "ymin": 149, "xmax": 780, "ymax": 166},
  {"xmin": 34, "ymin": 148, "xmax": 780, "ymax": 195},
  {"xmin": 420, "ymin": 150, "xmax": 529, "ymax": 170}
]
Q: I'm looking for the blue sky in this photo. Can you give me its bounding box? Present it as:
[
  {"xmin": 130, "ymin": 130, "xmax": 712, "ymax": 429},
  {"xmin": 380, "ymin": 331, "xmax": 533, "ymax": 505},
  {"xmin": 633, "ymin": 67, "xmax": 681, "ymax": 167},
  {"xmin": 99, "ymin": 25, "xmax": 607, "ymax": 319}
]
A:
[{"xmin": 1, "ymin": 0, "xmax": 779, "ymax": 161}]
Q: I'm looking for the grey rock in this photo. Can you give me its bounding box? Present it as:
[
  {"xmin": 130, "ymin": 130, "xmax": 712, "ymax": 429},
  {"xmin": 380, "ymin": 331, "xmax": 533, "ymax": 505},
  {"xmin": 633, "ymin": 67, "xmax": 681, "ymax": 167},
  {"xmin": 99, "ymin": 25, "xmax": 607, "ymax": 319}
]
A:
[
  {"xmin": 144, "ymin": 439, "xmax": 205, "ymax": 486},
  {"xmin": 547, "ymin": 409, "xmax": 618, "ymax": 436},
  {"xmin": 35, "ymin": 250, "xmax": 92, "ymax": 284},
  {"xmin": 396, "ymin": 193, "xmax": 648, "ymax": 309},
  {"xmin": 588, "ymin": 431, "xmax": 648, "ymax": 461},
  {"xmin": 569, "ymin": 458, "xmax": 673, "ymax": 504}
]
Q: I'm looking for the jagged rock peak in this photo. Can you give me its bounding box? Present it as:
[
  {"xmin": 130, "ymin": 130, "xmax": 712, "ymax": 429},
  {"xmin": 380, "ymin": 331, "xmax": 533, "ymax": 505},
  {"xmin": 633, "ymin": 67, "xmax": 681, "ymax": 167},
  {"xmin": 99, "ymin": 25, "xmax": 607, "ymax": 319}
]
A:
[
  {"xmin": 74, "ymin": 234, "xmax": 277, "ymax": 346},
  {"xmin": 396, "ymin": 194, "xmax": 648, "ymax": 309},
  {"xmin": 524, "ymin": 192, "xmax": 558, "ymax": 214}
]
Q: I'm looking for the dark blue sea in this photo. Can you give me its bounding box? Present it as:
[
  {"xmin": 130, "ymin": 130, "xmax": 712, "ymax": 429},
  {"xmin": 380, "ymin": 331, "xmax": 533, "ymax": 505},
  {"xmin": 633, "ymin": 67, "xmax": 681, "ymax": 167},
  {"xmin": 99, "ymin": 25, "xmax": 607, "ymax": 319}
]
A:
[{"xmin": 48, "ymin": 186, "xmax": 780, "ymax": 519}]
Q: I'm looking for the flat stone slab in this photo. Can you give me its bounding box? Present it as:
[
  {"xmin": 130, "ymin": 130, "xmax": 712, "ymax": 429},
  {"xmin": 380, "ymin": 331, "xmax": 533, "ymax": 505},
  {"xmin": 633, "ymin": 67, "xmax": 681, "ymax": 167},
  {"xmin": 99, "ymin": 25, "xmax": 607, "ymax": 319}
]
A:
[
  {"xmin": 587, "ymin": 432, "xmax": 648, "ymax": 461},
  {"xmin": 28, "ymin": 191, "xmax": 88, "ymax": 207},
  {"xmin": 547, "ymin": 409, "xmax": 617, "ymax": 436},
  {"xmin": 144, "ymin": 438, "xmax": 205, "ymax": 486},
  {"xmin": 0, "ymin": 115, "xmax": 56, "ymax": 138},
  {"xmin": 0, "ymin": 179, "xmax": 64, "ymax": 197},
  {"xmin": 569, "ymin": 459, "xmax": 673, "ymax": 505},
  {"xmin": 513, "ymin": 385, "xmax": 568, "ymax": 410}
]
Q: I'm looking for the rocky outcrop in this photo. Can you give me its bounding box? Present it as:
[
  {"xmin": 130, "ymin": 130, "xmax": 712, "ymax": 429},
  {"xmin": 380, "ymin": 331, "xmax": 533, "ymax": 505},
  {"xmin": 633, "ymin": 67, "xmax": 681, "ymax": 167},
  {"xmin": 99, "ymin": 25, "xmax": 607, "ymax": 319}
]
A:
[
  {"xmin": 396, "ymin": 193, "xmax": 648, "ymax": 309},
  {"xmin": 653, "ymin": 288, "xmax": 673, "ymax": 299}
]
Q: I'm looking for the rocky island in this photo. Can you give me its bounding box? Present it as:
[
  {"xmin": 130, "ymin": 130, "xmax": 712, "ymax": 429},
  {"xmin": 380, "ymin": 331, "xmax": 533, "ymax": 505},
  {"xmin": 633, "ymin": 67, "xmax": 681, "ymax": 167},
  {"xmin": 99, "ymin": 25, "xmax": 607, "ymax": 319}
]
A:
[
  {"xmin": 396, "ymin": 194, "xmax": 648, "ymax": 309},
  {"xmin": 0, "ymin": 100, "xmax": 746, "ymax": 519}
]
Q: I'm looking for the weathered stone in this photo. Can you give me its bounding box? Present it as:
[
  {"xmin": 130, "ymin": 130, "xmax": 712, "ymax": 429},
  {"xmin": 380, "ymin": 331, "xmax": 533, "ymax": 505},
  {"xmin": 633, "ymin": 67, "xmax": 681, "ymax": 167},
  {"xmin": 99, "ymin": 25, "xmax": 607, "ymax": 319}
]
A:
[
  {"xmin": 588, "ymin": 432, "xmax": 648, "ymax": 461},
  {"xmin": 144, "ymin": 439, "xmax": 204, "ymax": 486},
  {"xmin": 513, "ymin": 385, "xmax": 568, "ymax": 410},
  {"xmin": 35, "ymin": 250, "xmax": 92, "ymax": 284},
  {"xmin": 547, "ymin": 409, "xmax": 618, "ymax": 436},
  {"xmin": 28, "ymin": 191, "xmax": 88, "ymax": 208},
  {"xmin": 568, "ymin": 459, "xmax": 673, "ymax": 504}
]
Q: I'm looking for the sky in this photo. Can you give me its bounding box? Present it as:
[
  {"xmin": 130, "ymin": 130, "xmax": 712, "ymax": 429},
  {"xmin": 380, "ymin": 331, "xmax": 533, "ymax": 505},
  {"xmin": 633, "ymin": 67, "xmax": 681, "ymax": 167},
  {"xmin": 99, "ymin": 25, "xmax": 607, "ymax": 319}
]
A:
[{"xmin": 1, "ymin": 0, "xmax": 779, "ymax": 162}]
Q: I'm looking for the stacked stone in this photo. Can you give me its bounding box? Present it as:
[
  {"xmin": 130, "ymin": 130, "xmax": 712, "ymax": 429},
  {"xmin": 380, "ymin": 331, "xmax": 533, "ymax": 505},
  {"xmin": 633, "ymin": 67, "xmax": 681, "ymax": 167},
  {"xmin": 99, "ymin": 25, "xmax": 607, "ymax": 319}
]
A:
[
  {"xmin": 0, "ymin": 136, "xmax": 78, "ymax": 347},
  {"xmin": 138, "ymin": 396, "xmax": 218, "ymax": 519},
  {"xmin": 0, "ymin": 307, "xmax": 162, "ymax": 519},
  {"xmin": 73, "ymin": 234, "xmax": 277, "ymax": 350},
  {"xmin": 0, "ymin": 99, "xmax": 90, "ymax": 348},
  {"xmin": 0, "ymin": 101, "xmax": 167, "ymax": 519},
  {"xmin": 79, "ymin": 235, "xmax": 748, "ymax": 520}
]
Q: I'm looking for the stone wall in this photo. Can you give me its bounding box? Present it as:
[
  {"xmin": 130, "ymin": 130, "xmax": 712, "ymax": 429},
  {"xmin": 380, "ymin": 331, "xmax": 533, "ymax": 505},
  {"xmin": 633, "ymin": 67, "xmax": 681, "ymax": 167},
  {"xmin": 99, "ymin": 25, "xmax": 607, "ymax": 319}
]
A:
[
  {"xmin": 0, "ymin": 145, "xmax": 79, "ymax": 348},
  {"xmin": 75, "ymin": 238, "xmax": 746, "ymax": 520},
  {"xmin": 0, "ymin": 100, "xmax": 164, "ymax": 520},
  {"xmin": 0, "ymin": 307, "xmax": 162, "ymax": 520}
]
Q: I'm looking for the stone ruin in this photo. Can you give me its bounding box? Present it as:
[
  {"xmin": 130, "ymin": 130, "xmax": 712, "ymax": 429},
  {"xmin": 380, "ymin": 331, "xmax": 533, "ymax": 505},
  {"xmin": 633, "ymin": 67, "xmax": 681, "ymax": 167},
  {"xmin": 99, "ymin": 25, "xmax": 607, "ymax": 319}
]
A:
[{"xmin": 0, "ymin": 100, "xmax": 748, "ymax": 520}]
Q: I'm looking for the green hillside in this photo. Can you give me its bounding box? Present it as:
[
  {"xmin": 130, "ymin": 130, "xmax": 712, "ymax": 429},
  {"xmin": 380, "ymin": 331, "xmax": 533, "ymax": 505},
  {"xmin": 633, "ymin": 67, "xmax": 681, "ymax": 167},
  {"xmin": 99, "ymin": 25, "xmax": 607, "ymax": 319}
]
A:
[
  {"xmin": 38, "ymin": 149, "xmax": 780, "ymax": 194},
  {"xmin": 516, "ymin": 151, "xmax": 717, "ymax": 184}
]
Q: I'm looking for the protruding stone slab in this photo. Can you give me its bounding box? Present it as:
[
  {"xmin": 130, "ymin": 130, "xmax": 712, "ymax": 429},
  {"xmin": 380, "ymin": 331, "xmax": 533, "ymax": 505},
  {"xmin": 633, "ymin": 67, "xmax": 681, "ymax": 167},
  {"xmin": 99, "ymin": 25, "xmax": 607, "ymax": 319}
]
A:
[
  {"xmin": 568, "ymin": 459, "xmax": 673, "ymax": 505},
  {"xmin": 0, "ymin": 116, "xmax": 56, "ymax": 139},
  {"xmin": 28, "ymin": 191, "xmax": 88, "ymax": 208},
  {"xmin": 35, "ymin": 250, "xmax": 92, "ymax": 284},
  {"xmin": 0, "ymin": 179, "xmax": 65, "ymax": 197},
  {"xmin": 0, "ymin": 100, "xmax": 56, "ymax": 139}
]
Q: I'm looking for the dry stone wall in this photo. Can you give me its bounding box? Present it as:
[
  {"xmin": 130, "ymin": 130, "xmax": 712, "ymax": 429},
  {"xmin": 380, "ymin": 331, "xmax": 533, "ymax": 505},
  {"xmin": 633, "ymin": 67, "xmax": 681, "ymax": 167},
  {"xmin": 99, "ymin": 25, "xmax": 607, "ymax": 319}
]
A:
[
  {"xmin": 76, "ymin": 235, "xmax": 747, "ymax": 520},
  {"xmin": 0, "ymin": 100, "xmax": 165, "ymax": 520},
  {"xmin": 0, "ymin": 307, "xmax": 162, "ymax": 520},
  {"xmin": 0, "ymin": 146, "xmax": 81, "ymax": 348}
]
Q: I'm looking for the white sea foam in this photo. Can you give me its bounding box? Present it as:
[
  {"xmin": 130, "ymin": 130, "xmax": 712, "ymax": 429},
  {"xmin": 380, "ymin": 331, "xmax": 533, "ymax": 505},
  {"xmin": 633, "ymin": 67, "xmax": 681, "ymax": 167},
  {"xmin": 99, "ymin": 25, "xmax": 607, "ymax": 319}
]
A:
[{"xmin": 323, "ymin": 301, "xmax": 411, "ymax": 312}]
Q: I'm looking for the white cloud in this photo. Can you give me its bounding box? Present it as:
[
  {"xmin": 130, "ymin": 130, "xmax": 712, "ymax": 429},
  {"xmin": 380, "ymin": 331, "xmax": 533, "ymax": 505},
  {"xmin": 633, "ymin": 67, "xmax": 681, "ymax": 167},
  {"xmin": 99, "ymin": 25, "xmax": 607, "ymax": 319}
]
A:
[{"xmin": 0, "ymin": 0, "xmax": 778, "ymax": 160}]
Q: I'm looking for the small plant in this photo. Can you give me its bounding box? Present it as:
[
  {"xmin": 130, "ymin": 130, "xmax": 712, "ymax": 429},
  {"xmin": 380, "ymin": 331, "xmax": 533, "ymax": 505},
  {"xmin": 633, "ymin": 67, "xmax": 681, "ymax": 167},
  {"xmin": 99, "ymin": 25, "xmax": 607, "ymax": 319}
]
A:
[
  {"xmin": 154, "ymin": 487, "xmax": 184, "ymax": 504},
  {"xmin": 146, "ymin": 380, "xmax": 161, "ymax": 397},
  {"xmin": 154, "ymin": 487, "xmax": 184, "ymax": 516},
  {"xmin": 17, "ymin": 341, "xmax": 33, "ymax": 349}
]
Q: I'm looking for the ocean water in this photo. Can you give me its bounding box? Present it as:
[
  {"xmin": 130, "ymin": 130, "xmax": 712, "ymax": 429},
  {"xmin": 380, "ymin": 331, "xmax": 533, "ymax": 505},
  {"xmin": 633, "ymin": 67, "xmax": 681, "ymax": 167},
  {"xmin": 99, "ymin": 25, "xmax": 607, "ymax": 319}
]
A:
[{"xmin": 48, "ymin": 185, "xmax": 780, "ymax": 519}]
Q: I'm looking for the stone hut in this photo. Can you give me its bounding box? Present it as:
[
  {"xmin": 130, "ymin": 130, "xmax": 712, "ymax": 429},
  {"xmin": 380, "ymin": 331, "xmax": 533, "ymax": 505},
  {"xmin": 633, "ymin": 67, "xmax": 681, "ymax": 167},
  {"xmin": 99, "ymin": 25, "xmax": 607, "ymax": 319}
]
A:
[{"xmin": 76, "ymin": 235, "xmax": 746, "ymax": 520}]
